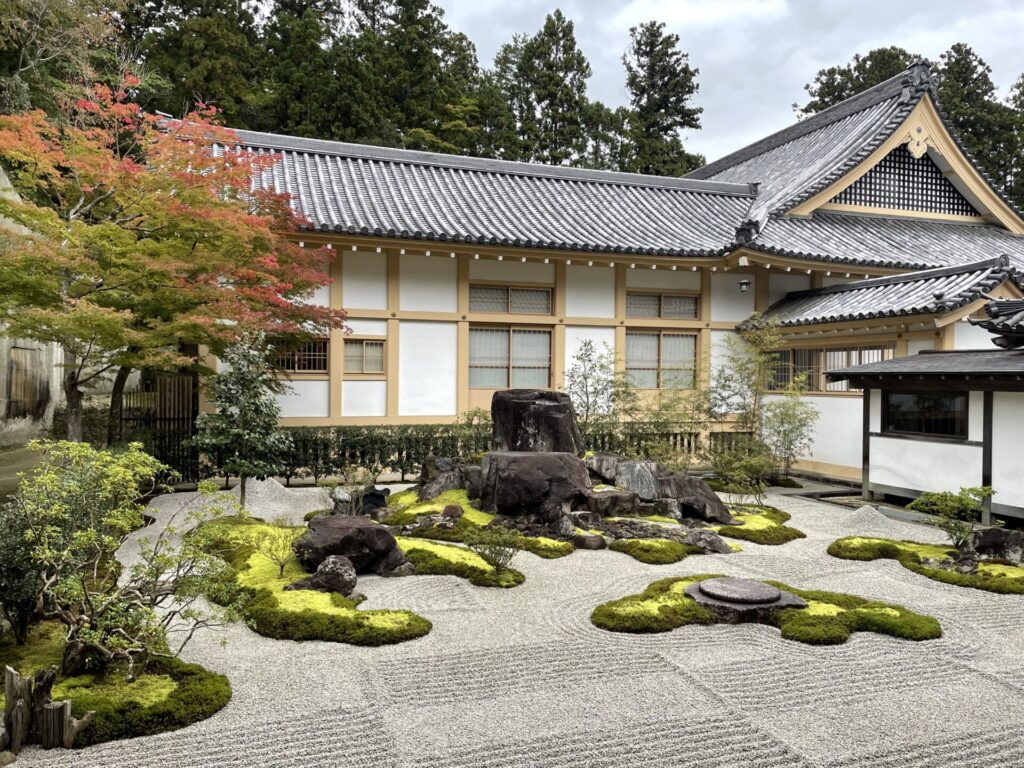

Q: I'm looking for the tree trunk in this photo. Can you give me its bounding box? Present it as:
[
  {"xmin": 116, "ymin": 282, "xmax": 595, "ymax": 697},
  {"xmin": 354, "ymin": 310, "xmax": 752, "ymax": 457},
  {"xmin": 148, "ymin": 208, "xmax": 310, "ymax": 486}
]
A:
[
  {"xmin": 239, "ymin": 475, "xmax": 247, "ymax": 510},
  {"xmin": 13, "ymin": 612, "xmax": 29, "ymax": 646},
  {"xmin": 60, "ymin": 641, "xmax": 88, "ymax": 677},
  {"xmin": 106, "ymin": 364, "xmax": 133, "ymax": 446},
  {"xmin": 2, "ymin": 666, "xmax": 94, "ymax": 754},
  {"xmin": 61, "ymin": 348, "xmax": 84, "ymax": 442}
]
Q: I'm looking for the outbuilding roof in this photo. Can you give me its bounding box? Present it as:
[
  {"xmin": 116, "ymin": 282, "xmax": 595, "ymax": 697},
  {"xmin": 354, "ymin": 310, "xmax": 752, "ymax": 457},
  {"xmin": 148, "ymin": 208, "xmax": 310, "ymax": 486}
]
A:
[
  {"xmin": 826, "ymin": 348, "xmax": 1024, "ymax": 380},
  {"xmin": 755, "ymin": 256, "xmax": 1017, "ymax": 328}
]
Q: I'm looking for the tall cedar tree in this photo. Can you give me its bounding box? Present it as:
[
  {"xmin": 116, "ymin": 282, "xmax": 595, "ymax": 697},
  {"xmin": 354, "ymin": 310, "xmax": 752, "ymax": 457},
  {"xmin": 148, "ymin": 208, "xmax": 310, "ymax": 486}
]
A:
[
  {"xmin": 622, "ymin": 20, "xmax": 703, "ymax": 175},
  {"xmin": 798, "ymin": 45, "xmax": 1024, "ymax": 209},
  {"xmin": 0, "ymin": 73, "xmax": 346, "ymax": 441}
]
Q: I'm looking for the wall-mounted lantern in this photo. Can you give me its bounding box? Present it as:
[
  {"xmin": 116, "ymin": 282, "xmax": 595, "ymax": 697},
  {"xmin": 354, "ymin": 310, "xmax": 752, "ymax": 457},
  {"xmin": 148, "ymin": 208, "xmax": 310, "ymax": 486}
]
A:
[{"xmin": 737, "ymin": 278, "xmax": 752, "ymax": 294}]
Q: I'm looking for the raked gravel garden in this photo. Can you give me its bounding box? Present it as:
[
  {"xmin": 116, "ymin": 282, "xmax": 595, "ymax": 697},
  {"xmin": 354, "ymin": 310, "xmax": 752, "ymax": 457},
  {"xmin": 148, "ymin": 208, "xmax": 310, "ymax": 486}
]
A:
[{"xmin": 12, "ymin": 480, "xmax": 1024, "ymax": 768}]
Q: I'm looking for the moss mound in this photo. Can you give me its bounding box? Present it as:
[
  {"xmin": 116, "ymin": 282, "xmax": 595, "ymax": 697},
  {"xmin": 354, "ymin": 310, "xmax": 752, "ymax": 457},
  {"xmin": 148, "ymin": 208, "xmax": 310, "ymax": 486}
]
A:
[
  {"xmin": 828, "ymin": 536, "xmax": 1024, "ymax": 594},
  {"xmin": 393, "ymin": 489, "xmax": 575, "ymax": 559},
  {"xmin": 591, "ymin": 575, "xmax": 941, "ymax": 644},
  {"xmin": 608, "ymin": 538, "xmax": 703, "ymax": 564},
  {"xmin": 715, "ymin": 506, "xmax": 806, "ymax": 546},
  {"xmin": 397, "ymin": 537, "xmax": 524, "ymax": 588},
  {"xmin": 201, "ymin": 517, "xmax": 432, "ymax": 646},
  {"xmin": 0, "ymin": 622, "xmax": 231, "ymax": 748}
]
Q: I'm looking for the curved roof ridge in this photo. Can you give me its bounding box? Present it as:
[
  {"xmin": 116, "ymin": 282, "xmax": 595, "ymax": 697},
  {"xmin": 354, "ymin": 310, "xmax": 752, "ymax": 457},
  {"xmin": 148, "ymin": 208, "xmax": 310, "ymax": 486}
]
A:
[{"xmin": 231, "ymin": 128, "xmax": 756, "ymax": 196}]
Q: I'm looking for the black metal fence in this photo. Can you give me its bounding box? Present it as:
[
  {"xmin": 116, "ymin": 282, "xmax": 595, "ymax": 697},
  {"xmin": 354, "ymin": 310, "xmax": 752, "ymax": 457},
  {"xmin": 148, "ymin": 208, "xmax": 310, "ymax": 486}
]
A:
[{"xmin": 119, "ymin": 371, "xmax": 199, "ymax": 481}]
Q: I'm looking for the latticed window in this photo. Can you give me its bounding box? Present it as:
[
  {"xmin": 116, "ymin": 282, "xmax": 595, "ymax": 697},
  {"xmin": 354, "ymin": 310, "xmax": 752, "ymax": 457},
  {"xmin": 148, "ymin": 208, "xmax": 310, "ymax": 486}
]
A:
[
  {"xmin": 769, "ymin": 346, "xmax": 894, "ymax": 392},
  {"xmin": 625, "ymin": 331, "xmax": 696, "ymax": 389},
  {"xmin": 276, "ymin": 339, "xmax": 329, "ymax": 373},
  {"xmin": 469, "ymin": 327, "xmax": 551, "ymax": 388},
  {"xmin": 626, "ymin": 292, "xmax": 698, "ymax": 320},
  {"xmin": 830, "ymin": 145, "xmax": 979, "ymax": 216},
  {"xmin": 469, "ymin": 285, "xmax": 552, "ymax": 315},
  {"xmin": 343, "ymin": 339, "xmax": 385, "ymax": 374}
]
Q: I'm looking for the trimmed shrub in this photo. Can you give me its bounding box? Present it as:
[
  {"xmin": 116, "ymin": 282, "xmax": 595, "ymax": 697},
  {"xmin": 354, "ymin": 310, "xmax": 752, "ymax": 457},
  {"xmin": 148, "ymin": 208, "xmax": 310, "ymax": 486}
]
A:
[
  {"xmin": 608, "ymin": 538, "xmax": 703, "ymax": 565},
  {"xmin": 403, "ymin": 547, "xmax": 524, "ymax": 588}
]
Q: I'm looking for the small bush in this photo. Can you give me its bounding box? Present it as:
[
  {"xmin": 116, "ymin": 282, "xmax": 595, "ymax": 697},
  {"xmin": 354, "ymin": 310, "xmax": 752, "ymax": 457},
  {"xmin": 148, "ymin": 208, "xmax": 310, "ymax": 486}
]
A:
[
  {"xmin": 403, "ymin": 548, "xmax": 524, "ymax": 588},
  {"xmin": 608, "ymin": 538, "xmax": 703, "ymax": 564},
  {"xmin": 908, "ymin": 486, "xmax": 992, "ymax": 550},
  {"xmin": 463, "ymin": 526, "xmax": 519, "ymax": 572}
]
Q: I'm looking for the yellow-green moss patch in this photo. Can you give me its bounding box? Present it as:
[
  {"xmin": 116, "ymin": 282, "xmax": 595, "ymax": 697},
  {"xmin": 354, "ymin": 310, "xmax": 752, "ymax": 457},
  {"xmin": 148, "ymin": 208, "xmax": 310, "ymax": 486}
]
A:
[
  {"xmin": 714, "ymin": 506, "xmax": 806, "ymax": 546},
  {"xmin": 608, "ymin": 538, "xmax": 703, "ymax": 565},
  {"xmin": 397, "ymin": 536, "xmax": 525, "ymax": 588}
]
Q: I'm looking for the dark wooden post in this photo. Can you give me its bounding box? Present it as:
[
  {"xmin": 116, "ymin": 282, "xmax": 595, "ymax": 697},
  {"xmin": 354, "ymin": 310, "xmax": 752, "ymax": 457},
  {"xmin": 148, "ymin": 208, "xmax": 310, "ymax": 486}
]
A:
[
  {"xmin": 981, "ymin": 390, "xmax": 994, "ymax": 526},
  {"xmin": 861, "ymin": 388, "xmax": 873, "ymax": 501},
  {"xmin": 2, "ymin": 666, "xmax": 94, "ymax": 755}
]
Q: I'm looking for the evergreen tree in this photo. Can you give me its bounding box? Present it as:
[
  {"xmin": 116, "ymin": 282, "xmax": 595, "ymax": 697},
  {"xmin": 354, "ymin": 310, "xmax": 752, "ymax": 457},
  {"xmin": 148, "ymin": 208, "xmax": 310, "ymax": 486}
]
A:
[
  {"xmin": 580, "ymin": 101, "xmax": 630, "ymax": 171},
  {"xmin": 622, "ymin": 20, "xmax": 703, "ymax": 175},
  {"xmin": 796, "ymin": 46, "xmax": 918, "ymax": 116}
]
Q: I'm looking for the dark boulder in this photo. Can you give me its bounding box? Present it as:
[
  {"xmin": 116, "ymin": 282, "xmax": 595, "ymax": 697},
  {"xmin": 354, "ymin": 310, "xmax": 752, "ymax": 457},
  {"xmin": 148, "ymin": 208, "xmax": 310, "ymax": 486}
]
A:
[
  {"xmin": 360, "ymin": 486, "xmax": 391, "ymax": 515},
  {"xmin": 584, "ymin": 452, "xmax": 620, "ymax": 484},
  {"xmin": 972, "ymin": 527, "xmax": 1024, "ymax": 563},
  {"xmin": 614, "ymin": 460, "xmax": 732, "ymax": 524},
  {"xmin": 418, "ymin": 456, "xmax": 465, "ymax": 501},
  {"xmin": 284, "ymin": 555, "xmax": 358, "ymax": 596},
  {"xmin": 572, "ymin": 533, "xmax": 607, "ymax": 550},
  {"xmin": 584, "ymin": 487, "xmax": 638, "ymax": 517},
  {"xmin": 684, "ymin": 529, "xmax": 733, "ymax": 555},
  {"xmin": 294, "ymin": 515, "xmax": 412, "ymax": 576},
  {"xmin": 685, "ymin": 577, "xmax": 805, "ymax": 623},
  {"xmin": 491, "ymin": 390, "xmax": 586, "ymax": 454},
  {"xmin": 464, "ymin": 464, "xmax": 484, "ymax": 500},
  {"xmin": 613, "ymin": 460, "xmax": 662, "ymax": 501},
  {"xmin": 442, "ymin": 504, "xmax": 463, "ymax": 519},
  {"xmin": 480, "ymin": 451, "xmax": 590, "ymax": 522}
]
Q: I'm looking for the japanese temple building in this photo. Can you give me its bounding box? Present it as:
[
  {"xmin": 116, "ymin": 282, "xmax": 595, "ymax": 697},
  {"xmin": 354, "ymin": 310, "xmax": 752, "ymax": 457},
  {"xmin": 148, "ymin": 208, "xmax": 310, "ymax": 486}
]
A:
[{"xmin": 234, "ymin": 61, "xmax": 1024, "ymax": 485}]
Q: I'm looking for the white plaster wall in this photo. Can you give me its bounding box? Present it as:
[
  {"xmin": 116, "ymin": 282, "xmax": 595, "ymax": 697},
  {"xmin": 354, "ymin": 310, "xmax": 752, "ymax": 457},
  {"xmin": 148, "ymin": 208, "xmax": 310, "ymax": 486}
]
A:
[
  {"xmin": 565, "ymin": 265, "xmax": 615, "ymax": 318},
  {"xmin": 626, "ymin": 268, "xmax": 700, "ymax": 290},
  {"xmin": 342, "ymin": 250, "xmax": 387, "ymax": 310},
  {"xmin": 953, "ymin": 320, "xmax": 998, "ymax": 350},
  {"xmin": 342, "ymin": 380, "xmax": 386, "ymax": 417},
  {"xmin": 871, "ymin": 436, "xmax": 982, "ymax": 493},
  {"xmin": 968, "ymin": 390, "xmax": 984, "ymax": 442},
  {"xmin": 400, "ymin": 253, "xmax": 457, "ymax": 312},
  {"xmin": 469, "ymin": 259, "xmax": 554, "ymax": 284},
  {"xmin": 709, "ymin": 330, "xmax": 736, "ymax": 375},
  {"xmin": 907, "ymin": 339, "xmax": 935, "ymax": 356},
  {"xmin": 346, "ymin": 318, "xmax": 388, "ymax": 336},
  {"xmin": 564, "ymin": 326, "xmax": 616, "ymax": 377},
  {"xmin": 768, "ymin": 274, "xmax": 811, "ymax": 306},
  {"xmin": 276, "ymin": 380, "xmax": 329, "ymax": 418},
  {"xmin": 768, "ymin": 393, "xmax": 862, "ymax": 470},
  {"xmin": 399, "ymin": 321, "xmax": 457, "ymax": 415},
  {"xmin": 869, "ymin": 388, "xmax": 881, "ymax": 432},
  {"xmin": 710, "ymin": 272, "xmax": 755, "ymax": 322},
  {"xmin": 993, "ymin": 392, "xmax": 1024, "ymax": 509}
]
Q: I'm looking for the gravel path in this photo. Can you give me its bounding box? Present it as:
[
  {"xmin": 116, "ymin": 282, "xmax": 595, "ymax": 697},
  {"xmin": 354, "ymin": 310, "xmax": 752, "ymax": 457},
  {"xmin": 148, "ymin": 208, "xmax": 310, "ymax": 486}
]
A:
[{"xmin": 17, "ymin": 486, "xmax": 1024, "ymax": 767}]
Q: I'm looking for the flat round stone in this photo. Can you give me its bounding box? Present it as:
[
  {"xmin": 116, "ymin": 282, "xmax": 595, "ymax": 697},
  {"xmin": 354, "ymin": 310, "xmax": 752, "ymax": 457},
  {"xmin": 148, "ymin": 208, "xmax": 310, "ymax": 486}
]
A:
[{"xmin": 698, "ymin": 577, "xmax": 781, "ymax": 605}]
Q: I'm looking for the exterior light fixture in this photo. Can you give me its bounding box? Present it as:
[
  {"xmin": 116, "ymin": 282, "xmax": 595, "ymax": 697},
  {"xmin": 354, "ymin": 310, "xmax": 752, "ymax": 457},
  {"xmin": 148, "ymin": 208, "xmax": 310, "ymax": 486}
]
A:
[{"xmin": 737, "ymin": 279, "xmax": 752, "ymax": 294}]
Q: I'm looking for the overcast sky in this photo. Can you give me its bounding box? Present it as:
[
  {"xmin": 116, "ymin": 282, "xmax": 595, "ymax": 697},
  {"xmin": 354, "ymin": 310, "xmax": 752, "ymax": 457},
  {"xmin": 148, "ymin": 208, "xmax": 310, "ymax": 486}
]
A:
[{"xmin": 436, "ymin": 0, "xmax": 1024, "ymax": 162}]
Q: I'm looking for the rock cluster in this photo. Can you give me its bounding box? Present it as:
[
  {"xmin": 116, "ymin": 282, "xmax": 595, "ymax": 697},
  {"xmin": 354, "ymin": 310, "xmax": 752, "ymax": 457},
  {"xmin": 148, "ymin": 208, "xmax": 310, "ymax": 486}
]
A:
[
  {"xmin": 285, "ymin": 554, "xmax": 358, "ymax": 596},
  {"xmin": 293, "ymin": 515, "xmax": 414, "ymax": 577},
  {"xmin": 492, "ymin": 389, "xmax": 585, "ymax": 454}
]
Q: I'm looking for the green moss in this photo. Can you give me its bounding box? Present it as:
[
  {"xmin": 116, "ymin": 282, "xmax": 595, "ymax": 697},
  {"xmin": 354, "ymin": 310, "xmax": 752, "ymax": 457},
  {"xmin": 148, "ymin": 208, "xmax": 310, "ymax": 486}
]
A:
[
  {"xmin": 715, "ymin": 506, "xmax": 806, "ymax": 546},
  {"xmin": 609, "ymin": 514, "xmax": 681, "ymax": 526},
  {"xmin": 515, "ymin": 535, "xmax": 574, "ymax": 559},
  {"xmin": 199, "ymin": 517, "xmax": 432, "ymax": 645},
  {"xmin": 828, "ymin": 536, "xmax": 1024, "ymax": 594},
  {"xmin": 0, "ymin": 623, "xmax": 230, "ymax": 747},
  {"xmin": 397, "ymin": 536, "xmax": 524, "ymax": 587},
  {"xmin": 608, "ymin": 538, "xmax": 703, "ymax": 564},
  {"xmin": 591, "ymin": 576, "xmax": 942, "ymax": 644},
  {"xmin": 389, "ymin": 489, "xmax": 496, "ymax": 527}
]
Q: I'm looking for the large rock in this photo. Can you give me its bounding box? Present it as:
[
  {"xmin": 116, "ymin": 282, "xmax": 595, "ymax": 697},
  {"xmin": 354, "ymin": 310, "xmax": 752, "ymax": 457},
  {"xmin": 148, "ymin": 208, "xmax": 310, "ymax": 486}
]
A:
[
  {"xmin": 972, "ymin": 527, "xmax": 1024, "ymax": 563},
  {"xmin": 584, "ymin": 487, "xmax": 638, "ymax": 516},
  {"xmin": 492, "ymin": 390, "xmax": 586, "ymax": 454},
  {"xmin": 331, "ymin": 487, "xmax": 352, "ymax": 515},
  {"xmin": 284, "ymin": 555, "xmax": 358, "ymax": 596},
  {"xmin": 418, "ymin": 456, "xmax": 465, "ymax": 500},
  {"xmin": 614, "ymin": 460, "xmax": 732, "ymax": 524},
  {"xmin": 358, "ymin": 486, "xmax": 391, "ymax": 515},
  {"xmin": 684, "ymin": 529, "xmax": 733, "ymax": 555},
  {"xmin": 584, "ymin": 452, "xmax": 620, "ymax": 484},
  {"xmin": 685, "ymin": 577, "xmax": 805, "ymax": 623},
  {"xmin": 480, "ymin": 451, "xmax": 590, "ymax": 522},
  {"xmin": 464, "ymin": 464, "xmax": 484, "ymax": 500},
  {"xmin": 294, "ymin": 515, "xmax": 411, "ymax": 576}
]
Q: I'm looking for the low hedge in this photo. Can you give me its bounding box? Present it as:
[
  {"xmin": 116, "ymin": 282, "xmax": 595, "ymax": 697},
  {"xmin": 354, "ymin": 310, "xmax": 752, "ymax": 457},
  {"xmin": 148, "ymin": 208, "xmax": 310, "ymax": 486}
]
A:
[
  {"xmin": 73, "ymin": 657, "xmax": 232, "ymax": 747},
  {"xmin": 591, "ymin": 574, "xmax": 942, "ymax": 644},
  {"xmin": 608, "ymin": 538, "xmax": 703, "ymax": 565},
  {"xmin": 717, "ymin": 506, "xmax": 806, "ymax": 546},
  {"xmin": 828, "ymin": 536, "xmax": 1024, "ymax": 595}
]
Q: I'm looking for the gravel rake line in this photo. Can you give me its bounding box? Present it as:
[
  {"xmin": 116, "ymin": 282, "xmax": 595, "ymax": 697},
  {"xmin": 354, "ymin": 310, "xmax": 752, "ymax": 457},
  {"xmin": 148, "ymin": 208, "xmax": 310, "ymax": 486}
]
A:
[
  {"xmin": 361, "ymin": 643, "xmax": 680, "ymax": 707},
  {"xmin": 407, "ymin": 713, "xmax": 814, "ymax": 768},
  {"xmin": 823, "ymin": 724, "xmax": 1024, "ymax": 767}
]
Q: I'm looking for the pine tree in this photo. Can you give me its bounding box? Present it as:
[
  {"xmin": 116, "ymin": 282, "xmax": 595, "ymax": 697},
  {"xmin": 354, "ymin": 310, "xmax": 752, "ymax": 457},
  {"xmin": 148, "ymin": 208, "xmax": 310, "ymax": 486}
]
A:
[
  {"xmin": 796, "ymin": 46, "xmax": 917, "ymax": 116},
  {"xmin": 622, "ymin": 20, "xmax": 703, "ymax": 175}
]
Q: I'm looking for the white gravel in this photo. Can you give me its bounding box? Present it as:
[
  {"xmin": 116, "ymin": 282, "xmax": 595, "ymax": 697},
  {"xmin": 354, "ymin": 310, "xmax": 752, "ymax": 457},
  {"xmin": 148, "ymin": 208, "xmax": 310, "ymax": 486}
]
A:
[{"xmin": 16, "ymin": 485, "xmax": 1024, "ymax": 767}]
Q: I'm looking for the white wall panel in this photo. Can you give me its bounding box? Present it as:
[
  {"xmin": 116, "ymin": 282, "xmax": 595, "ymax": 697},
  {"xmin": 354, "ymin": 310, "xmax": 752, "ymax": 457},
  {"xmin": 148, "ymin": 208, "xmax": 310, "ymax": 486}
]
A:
[
  {"xmin": 400, "ymin": 253, "xmax": 457, "ymax": 312},
  {"xmin": 968, "ymin": 390, "xmax": 984, "ymax": 442},
  {"xmin": 565, "ymin": 266, "xmax": 615, "ymax": 318},
  {"xmin": 993, "ymin": 392, "xmax": 1024, "ymax": 509},
  {"xmin": 346, "ymin": 318, "xmax": 388, "ymax": 336},
  {"xmin": 626, "ymin": 268, "xmax": 700, "ymax": 290},
  {"xmin": 767, "ymin": 393, "xmax": 861, "ymax": 469},
  {"xmin": 871, "ymin": 436, "xmax": 982, "ymax": 494},
  {"xmin": 564, "ymin": 326, "xmax": 616, "ymax": 378},
  {"xmin": 342, "ymin": 380, "xmax": 386, "ymax": 417},
  {"xmin": 768, "ymin": 274, "xmax": 811, "ymax": 306},
  {"xmin": 953, "ymin": 319, "xmax": 998, "ymax": 350},
  {"xmin": 399, "ymin": 321, "xmax": 457, "ymax": 415},
  {"xmin": 276, "ymin": 380, "xmax": 329, "ymax": 418},
  {"xmin": 469, "ymin": 259, "xmax": 554, "ymax": 284},
  {"xmin": 341, "ymin": 250, "xmax": 387, "ymax": 310},
  {"xmin": 710, "ymin": 272, "xmax": 756, "ymax": 322},
  {"xmin": 908, "ymin": 339, "xmax": 934, "ymax": 356}
]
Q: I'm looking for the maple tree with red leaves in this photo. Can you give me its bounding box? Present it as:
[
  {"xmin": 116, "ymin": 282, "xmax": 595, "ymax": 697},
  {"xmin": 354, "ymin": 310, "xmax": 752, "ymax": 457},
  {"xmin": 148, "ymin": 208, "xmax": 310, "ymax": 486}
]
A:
[{"xmin": 0, "ymin": 71, "xmax": 346, "ymax": 441}]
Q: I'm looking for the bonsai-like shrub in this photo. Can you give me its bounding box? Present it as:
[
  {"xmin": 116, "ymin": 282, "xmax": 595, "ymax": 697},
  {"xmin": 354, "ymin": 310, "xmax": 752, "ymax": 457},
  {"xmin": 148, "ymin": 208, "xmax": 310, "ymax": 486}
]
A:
[
  {"xmin": 463, "ymin": 526, "xmax": 519, "ymax": 572},
  {"xmin": 249, "ymin": 518, "xmax": 300, "ymax": 577},
  {"xmin": 908, "ymin": 486, "xmax": 993, "ymax": 550}
]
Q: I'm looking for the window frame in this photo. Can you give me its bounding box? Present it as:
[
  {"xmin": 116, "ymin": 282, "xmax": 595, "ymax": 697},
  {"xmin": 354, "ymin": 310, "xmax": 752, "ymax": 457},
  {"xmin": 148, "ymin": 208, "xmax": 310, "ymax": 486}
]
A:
[
  {"xmin": 275, "ymin": 338, "xmax": 330, "ymax": 375},
  {"xmin": 624, "ymin": 330, "xmax": 698, "ymax": 390},
  {"xmin": 881, "ymin": 390, "xmax": 969, "ymax": 441},
  {"xmin": 625, "ymin": 291, "xmax": 700, "ymax": 320},
  {"xmin": 468, "ymin": 324, "xmax": 553, "ymax": 389},
  {"xmin": 769, "ymin": 345, "xmax": 896, "ymax": 393},
  {"xmin": 468, "ymin": 283, "xmax": 554, "ymax": 316},
  {"xmin": 343, "ymin": 338, "xmax": 386, "ymax": 378}
]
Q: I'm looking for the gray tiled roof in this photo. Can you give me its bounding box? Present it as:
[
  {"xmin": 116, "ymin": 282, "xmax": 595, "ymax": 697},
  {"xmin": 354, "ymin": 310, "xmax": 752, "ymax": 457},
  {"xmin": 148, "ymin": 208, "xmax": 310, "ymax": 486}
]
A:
[
  {"xmin": 233, "ymin": 130, "xmax": 754, "ymax": 256},
  {"xmin": 748, "ymin": 212, "xmax": 1024, "ymax": 270},
  {"xmin": 827, "ymin": 348, "xmax": 1024, "ymax": 379},
  {"xmin": 757, "ymin": 256, "xmax": 1016, "ymax": 328},
  {"xmin": 968, "ymin": 299, "xmax": 1024, "ymax": 349}
]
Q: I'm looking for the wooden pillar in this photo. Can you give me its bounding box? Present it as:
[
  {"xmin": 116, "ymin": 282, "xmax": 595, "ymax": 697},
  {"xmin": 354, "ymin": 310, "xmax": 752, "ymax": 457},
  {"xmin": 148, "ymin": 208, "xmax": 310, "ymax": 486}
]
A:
[
  {"xmin": 328, "ymin": 245, "xmax": 344, "ymax": 419},
  {"xmin": 982, "ymin": 389, "xmax": 994, "ymax": 525},
  {"xmin": 862, "ymin": 388, "xmax": 873, "ymax": 501},
  {"xmin": 456, "ymin": 254, "xmax": 469, "ymax": 415},
  {"xmin": 754, "ymin": 265, "xmax": 771, "ymax": 313},
  {"xmin": 613, "ymin": 264, "xmax": 627, "ymax": 374},
  {"xmin": 386, "ymin": 251, "xmax": 400, "ymax": 417},
  {"xmin": 552, "ymin": 261, "xmax": 567, "ymax": 389}
]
